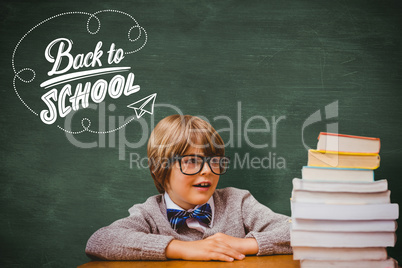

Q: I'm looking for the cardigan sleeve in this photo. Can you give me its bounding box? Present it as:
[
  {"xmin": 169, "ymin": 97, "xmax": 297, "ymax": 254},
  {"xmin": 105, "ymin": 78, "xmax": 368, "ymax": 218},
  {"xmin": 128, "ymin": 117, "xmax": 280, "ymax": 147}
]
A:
[
  {"xmin": 241, "ymin": 191, "xmax": 292, "ymax": 256},
  {"xmin": 85, "ymin": 205, "xmax": 175, "ymax": 260}
]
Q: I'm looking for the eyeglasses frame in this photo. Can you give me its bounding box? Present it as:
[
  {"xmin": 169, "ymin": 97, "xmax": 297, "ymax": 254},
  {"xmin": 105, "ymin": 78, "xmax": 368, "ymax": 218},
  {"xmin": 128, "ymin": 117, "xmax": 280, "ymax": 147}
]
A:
[{"xmin": 172, "ymin": 154, "xmax": 230, "ymax": 175}]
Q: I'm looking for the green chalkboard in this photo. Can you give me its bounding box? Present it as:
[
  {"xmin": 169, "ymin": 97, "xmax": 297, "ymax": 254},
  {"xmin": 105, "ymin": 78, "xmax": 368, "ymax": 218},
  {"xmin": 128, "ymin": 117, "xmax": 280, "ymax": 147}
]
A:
[{"xmin": 1, "ymin": 0, "xmax": 401, "ymax": 266}]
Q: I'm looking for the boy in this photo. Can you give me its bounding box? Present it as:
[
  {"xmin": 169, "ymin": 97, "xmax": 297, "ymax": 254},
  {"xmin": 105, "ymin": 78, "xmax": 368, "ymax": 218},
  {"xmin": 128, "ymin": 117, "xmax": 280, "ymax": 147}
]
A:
[{"xmin": 85, "ymin": 115, "xmax": 292, "ymax": 261}]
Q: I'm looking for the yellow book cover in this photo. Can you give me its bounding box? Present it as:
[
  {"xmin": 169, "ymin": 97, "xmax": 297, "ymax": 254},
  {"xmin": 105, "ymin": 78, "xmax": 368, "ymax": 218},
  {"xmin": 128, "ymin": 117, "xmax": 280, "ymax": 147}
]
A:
[{"xmin": 308, "ymin": 150, "xmax": 380, "ymax": 169}]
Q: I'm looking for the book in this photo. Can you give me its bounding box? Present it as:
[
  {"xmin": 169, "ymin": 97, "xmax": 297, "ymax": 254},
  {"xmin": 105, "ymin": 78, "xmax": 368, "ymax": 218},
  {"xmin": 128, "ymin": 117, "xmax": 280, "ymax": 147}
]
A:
[
  {"xmin": 300, "ymin": 258, "xmax": 397, "ymax": 268},
  {"xmin": 293, "ymin": 246, "xmax": 387, "ymax": 261},
  {"xmin": 308, "ymin": 150, "xmax": 380, "ymax": 169},
  {"xmin": 317, "ymin": 132, "xmax": 381, "ymax": 154},
  {"xmin": 301, "ymin": 166, "xmax": 374, "ymax": 182},
  {"xmin": 291, "ymin": 218, "xmax": 398, "ymax": 232},
  {"xmin": 290, "ymin": 230, "xmax": 396, "ymax": 247},
  {"xmin": 293, "ymin": 178, "xmax": 387, "ymax": 192},
  {"xmin": 291, "ymin": 189, "xmax": 390, "ymax": 204},
  {"xmin": 291, "ymin": 201, "xmax": 399, "ymax": 220}
]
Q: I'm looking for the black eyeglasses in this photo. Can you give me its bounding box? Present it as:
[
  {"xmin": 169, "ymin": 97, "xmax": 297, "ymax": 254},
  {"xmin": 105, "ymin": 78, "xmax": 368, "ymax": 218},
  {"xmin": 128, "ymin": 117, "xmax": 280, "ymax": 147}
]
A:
[{"xmin": 173, "ymin": 155, "xmax": 230, "ymax": 175}]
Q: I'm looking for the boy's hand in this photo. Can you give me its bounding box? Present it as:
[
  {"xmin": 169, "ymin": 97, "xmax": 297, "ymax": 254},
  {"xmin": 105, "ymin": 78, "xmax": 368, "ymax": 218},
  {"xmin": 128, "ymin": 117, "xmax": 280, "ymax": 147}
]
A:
[
  {"xmin": 166, "ymin": 239, "xmax": 245, "ymax": 262},
  {"xmin": 205, "ymin": 233, "xmax": 259, "ymax": 255}
]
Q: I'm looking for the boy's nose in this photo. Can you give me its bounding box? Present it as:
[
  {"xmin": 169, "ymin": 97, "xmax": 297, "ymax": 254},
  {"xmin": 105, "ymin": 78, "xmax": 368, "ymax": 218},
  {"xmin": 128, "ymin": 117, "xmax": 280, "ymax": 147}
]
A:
[{"xmin": 200, "ymin": 161, "xmax": 212, "ymax": 175}]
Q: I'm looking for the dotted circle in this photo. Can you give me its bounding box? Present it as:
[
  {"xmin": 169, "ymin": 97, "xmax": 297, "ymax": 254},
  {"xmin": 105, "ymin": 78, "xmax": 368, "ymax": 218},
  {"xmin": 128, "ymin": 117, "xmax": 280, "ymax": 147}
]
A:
[
  {"xmin": 128, "ymin": 25, "xmax": 142, "ymax": 42},
  {"xmin": 16, "ymin": 68, "xmax": 36, "ymax": 83},
  {"xmin": 86, "ymin": 14, "xmax": 101, "ymax": 34},
  {"xmin": 81, "ymin": 118, "xmax": 91, "ymax": 130}
]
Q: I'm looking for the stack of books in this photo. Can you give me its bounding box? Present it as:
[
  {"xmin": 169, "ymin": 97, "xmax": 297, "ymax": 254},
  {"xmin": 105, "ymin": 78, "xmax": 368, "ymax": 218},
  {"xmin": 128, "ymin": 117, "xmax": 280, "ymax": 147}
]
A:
[{"xmin": 290, "ymin": 132, "xmax": 399, "ymax": 267}]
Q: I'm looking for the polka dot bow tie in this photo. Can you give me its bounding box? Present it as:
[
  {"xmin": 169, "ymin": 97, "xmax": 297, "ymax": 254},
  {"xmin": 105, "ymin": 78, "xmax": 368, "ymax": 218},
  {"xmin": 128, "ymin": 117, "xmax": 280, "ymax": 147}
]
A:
[{"xmin": 167, "ymin": 203, "xmax": 212, "ymax": 230}]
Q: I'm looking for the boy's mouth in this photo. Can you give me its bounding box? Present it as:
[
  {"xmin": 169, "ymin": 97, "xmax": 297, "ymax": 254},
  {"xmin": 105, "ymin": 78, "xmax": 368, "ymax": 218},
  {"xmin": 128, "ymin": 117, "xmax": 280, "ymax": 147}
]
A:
[{"xmin": 192, "ymin": 182, "xmax": 211, "ymax": 188}]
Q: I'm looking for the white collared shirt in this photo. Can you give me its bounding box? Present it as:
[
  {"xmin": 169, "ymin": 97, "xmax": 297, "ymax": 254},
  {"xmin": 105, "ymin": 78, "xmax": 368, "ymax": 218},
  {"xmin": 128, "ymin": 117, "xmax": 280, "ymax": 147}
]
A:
[{"xmin": 164, "ymin": 192, "xmax": 215, "ymax": 233}]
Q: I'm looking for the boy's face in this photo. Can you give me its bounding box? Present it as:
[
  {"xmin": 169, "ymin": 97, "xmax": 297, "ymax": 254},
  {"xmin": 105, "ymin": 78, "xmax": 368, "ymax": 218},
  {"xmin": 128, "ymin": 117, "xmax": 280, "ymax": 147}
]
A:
[{"xmin": 166, "ymin": 146, "xmax": 219, "ymax": 210}]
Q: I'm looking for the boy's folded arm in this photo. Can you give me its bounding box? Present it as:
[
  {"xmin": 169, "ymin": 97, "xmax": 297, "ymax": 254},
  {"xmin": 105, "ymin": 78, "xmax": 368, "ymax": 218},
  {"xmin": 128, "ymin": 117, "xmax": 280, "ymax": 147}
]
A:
[
  {"xmin": 85, "ymin": 209, "xmax": 174, "ymax": 261},
  {"xmin": 166, "ymin": 238, "xmax": 245, "ymax": 262},
  {"xmin": 240, "ymin": 191, "xmax": 292, "ymax": 256},
  {"xmin": 205, "ymin": 232, "xmax": 258, "ymax": 255}
]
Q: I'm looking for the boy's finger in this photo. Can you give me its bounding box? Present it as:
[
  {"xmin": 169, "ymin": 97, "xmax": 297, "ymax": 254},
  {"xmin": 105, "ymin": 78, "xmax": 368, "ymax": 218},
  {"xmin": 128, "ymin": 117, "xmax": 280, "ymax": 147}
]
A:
[
  {"xmin": 214, "ymin": 242, "xmax": 245, "ymax": 260},
  {"xmin": 210, "ymin": 252, "xmax": 235, "ymax": 262}
]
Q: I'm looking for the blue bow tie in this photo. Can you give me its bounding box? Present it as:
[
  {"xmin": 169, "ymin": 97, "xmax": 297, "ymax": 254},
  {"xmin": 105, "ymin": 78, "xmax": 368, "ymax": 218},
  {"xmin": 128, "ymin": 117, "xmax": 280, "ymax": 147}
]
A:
[{"xmin": 167, "ymin": 203, "xmax": 212, "ymax": 230}]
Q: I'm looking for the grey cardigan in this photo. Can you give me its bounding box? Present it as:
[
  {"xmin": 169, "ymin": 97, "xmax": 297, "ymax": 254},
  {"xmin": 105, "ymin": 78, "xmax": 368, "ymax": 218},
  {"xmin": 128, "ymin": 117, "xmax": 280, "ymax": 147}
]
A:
[{"xmin": 85, "ymin": 187, "xmax": 292, "ymax": 260}]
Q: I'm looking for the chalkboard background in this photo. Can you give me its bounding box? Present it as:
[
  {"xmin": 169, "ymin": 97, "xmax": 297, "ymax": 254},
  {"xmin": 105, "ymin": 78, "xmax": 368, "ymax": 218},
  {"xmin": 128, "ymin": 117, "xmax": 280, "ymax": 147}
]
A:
[{"xmin": 1, "ymin": 0, "xmax": 401, "ymax": 267}]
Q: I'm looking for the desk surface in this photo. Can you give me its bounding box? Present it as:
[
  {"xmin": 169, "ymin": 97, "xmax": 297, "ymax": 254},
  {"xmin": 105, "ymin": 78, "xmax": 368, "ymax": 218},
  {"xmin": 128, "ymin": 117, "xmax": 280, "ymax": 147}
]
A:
[{"xmin": 78, "ymin": 255, "xmax": 300, "ymax": 268}]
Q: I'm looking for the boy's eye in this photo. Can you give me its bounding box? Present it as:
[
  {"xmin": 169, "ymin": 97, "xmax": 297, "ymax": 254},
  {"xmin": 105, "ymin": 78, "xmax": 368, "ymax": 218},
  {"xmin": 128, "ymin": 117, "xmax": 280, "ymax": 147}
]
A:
[{"xmin": 210, "ymin": 157, "xmax": 221, "ymax": 165}]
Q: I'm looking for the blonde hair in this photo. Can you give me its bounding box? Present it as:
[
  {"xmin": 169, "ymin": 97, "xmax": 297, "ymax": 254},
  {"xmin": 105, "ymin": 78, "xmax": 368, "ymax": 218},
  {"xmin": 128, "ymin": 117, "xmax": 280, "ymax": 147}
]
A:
[{"xmin": 147, "ymin": 115, "xmax": 225, "ymax": 193}]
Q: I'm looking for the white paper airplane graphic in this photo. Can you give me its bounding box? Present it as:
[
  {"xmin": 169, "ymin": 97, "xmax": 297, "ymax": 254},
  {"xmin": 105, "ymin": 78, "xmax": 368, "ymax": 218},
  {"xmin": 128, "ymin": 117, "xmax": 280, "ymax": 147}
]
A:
[{"xmin": 127, "ymin": 93, "xmax": 157, "ymax": 118}]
